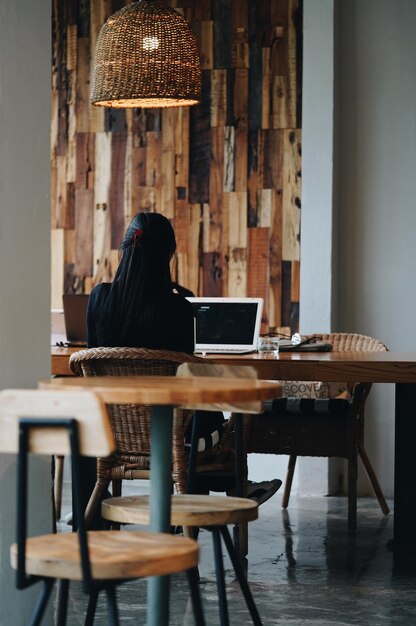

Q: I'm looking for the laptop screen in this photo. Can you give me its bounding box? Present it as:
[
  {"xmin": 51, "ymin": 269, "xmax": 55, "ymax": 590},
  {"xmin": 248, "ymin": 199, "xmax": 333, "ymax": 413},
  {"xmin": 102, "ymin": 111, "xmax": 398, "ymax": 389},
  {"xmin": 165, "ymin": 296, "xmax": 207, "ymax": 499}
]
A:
[
  {"xmin": 62, "ymin": 294, "xmax": 89, "ymax": 345},
  {"xmin": 186, "ymin": 297, "xmax": 263, "ymax": 353}
]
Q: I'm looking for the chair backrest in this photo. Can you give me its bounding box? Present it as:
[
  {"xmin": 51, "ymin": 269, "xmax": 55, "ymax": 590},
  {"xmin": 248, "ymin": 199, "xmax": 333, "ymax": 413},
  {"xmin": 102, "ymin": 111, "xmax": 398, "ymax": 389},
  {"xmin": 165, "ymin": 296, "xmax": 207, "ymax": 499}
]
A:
[
  {"xmin": 69, "ymin": 348, "xmax": 206, "ymax": 461},
  {"xmin": 0, "ymin": 389, "xmax": 114, "ymax": 457},
  {"xmin": 69, "ymin": 347, "xmax": 204, "ymax": 377},
  {"xmin": 308, "ymin": 333, "xmax": 388, "ymax": 353}
]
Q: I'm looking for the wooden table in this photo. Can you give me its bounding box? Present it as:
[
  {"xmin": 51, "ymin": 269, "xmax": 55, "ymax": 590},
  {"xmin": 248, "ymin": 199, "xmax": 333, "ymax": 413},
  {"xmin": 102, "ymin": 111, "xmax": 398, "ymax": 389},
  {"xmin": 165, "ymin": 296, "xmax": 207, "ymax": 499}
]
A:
[
  {"xmin": 40, "ymin": 374, "xmax": 281, "ymax": 626},
  {"xmin": 50, "ymin": 347, "xmax": 416, "ymax": 568}
]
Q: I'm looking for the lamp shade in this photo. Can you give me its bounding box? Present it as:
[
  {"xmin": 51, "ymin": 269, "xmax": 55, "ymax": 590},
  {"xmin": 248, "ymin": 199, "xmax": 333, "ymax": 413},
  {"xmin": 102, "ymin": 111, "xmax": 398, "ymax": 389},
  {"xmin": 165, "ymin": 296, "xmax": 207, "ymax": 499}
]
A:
[{"xmin": 90, "ymin": 0, "xmax": 201, "ymax": 108}]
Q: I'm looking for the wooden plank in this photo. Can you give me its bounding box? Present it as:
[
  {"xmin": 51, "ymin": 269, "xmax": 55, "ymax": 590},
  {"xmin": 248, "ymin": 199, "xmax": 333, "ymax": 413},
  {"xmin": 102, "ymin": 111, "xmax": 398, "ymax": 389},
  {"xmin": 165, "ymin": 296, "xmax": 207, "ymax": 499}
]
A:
[
  {"xmin": 174, "ymin": 199, "xmax": 189, "ymax": 289},
  {"xmin": 203, "ymin": 252, "xmax": 223, "ymax": 296},
  {"xmin": 76, "ymin": 38, "xmax": 90, "ymax": 133},
  {"xmin": 282, "ymin": 129, "xmax": 301, "ymax": 261},
  {"xmin": 123, "ymin": 134, "xmax": 133, "ymax": 223},
  {"xmin": 270, "ymin": 1, "xmax": 289, "ymax": 76},
  {"xmin": 93, "ymin": 132, "xmax": 112, "ymax": 283},
  {"xmin": 145, "ymin": 131, "xmax": 162, "ymax": 212},
  {"xmin": 263, "ymin": 129, "xmax": 283, "ymax": 191},
  {"xmin": 109, "ymin": 133, "xmax": 127, "ymax": 248},
  {"xmin": 76, "ymin": 132, "xmax": 95, "ymax": 190},
  {"xmin": 75, "ymin": 188, "xmax": 94, "ymax": 276},
  {"xmin": 104, "ymin": 108, "xmax": 127, "ymax": 133},
  {"xmin": 269, "ymin": 189, "xmax": 283, "ymax": 329},
  {"xmin": 247, "ymin": 129, "xmax": 259, "ymax": 226},
  {"xmin": 223, "ymin": 126, "xmax": 235, "ymax": 192},
  {"xmin": 261, "ymin": 47, "xmax": 271, "ymax": 128},
  {"xmin": 234, "ymin": 69, "xmax": 248, "ymax": 192},
  {"xmin": 161, "ymin": 108, "xmax": 176, "ymax": 219},
  {"xmin": 210, "ymin": 69, "xmax": 227, "ymax": 128},
  {"xmin": 227, "ymin": 248, "xmax": 246, "ymax": 298},
  {"xmin": 51, "ymin": 229, "xmax": 65, "ymax": 309},
  {"xmin": 258, "ymin": 188, "xmax": 273, "ymax": 227},
  {"xmin": 200, "ymin": 20, "xmax": 213, "ymax": 69},
  {"xmin": 209, "ymin": 126, "xmax": 224, "ymax": 251},
  {"xmin": 291, "ymin": 259, "xmax": 300, "ymax": 303},
  {"xmin": 132, "ymin": 186, "xmax": 156, "ymax": 214},
  {"xmin": 225, "ymin": 68, "xmax": 235, "ymax": 125},
  {"xmin": 287, "ymin": 0, "xmax": 298, "ymax": 129},
  {"xmin": 272, "ymin": 74, "xmax": 294, "ymax": 129},
  {"xmin": 67, "ymin": 70, "xmax": 77, "ymax": 183},
  {"xmin": 281, "ymin": 260, "xmax": 292, "ymax": 328},
  {"xmin": 228, "ymin": 191, "xmax": 247, "ymax": 249},
  {"xmin": 189, "ymin": 71, "xmax": 211, "ymax": 203},
  {"xmin": 188, "ymin": 204, "xmax": 202, "ymax": 296},
  {"xmin": 247, "ymin": 227, "xmax": 270, "ymax": 332},
  {"xmin": 174, "ymin": 107, "xmax": 190, "ymax": 191},
  {"xmin": 57, "ymin": 88, "xmax": 68, "ymax": 157},
  {"xmin": 232, "ymin": 27, "xmax": 249, "ymax": 69},
  {"xmin": 213, "ymin": 0, "xmax": 232, "ymax": 69}
]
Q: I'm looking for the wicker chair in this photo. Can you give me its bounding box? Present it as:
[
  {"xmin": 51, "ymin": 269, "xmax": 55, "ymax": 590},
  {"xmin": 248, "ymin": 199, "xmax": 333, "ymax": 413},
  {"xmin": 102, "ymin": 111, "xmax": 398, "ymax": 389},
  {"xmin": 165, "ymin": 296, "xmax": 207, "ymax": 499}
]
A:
[
  {"xmin": 244, "ymin": 333, "xmax": 390, "ymax": 531},
  {"xmin": 69, "ymin": 347, "xmax": 234, "ymax": 524}
]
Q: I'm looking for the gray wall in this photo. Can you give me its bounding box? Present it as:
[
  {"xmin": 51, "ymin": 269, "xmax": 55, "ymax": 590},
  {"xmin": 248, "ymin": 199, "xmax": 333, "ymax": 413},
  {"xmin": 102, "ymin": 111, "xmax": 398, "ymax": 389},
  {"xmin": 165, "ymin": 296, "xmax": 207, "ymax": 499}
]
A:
[
  {"xmin": 336, "ymin": 0, "xmax": 416, "ymax": 496},
  {"xmin": 0, "ymin": 0, "xmax": 52, "ymax": 623},
  {"xmin": 298, "ymin": 0, "xmax": 416, "ymax": 498}
]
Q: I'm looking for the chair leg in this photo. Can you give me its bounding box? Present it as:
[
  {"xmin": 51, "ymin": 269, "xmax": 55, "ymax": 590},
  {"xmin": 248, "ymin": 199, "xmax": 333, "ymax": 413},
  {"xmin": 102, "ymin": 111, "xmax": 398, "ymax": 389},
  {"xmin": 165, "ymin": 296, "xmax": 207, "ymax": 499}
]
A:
[
  {"xmin": 54, "ymin": 455, "xmax": 64, "ymax": 521},
  {"xmin": 106, "ymin": 586, "xmax": 120, "ymax": 626},
  {"xmin": 56, "ymin": 579, "xmax": 69, "ymax": 625},
  {"xmin": 347, "ymin": 456, "xmax": 358, "ymax": 532},
  {"xmin": 282, "ymin": 455, "xmax": 297, "ymax": 509},
  {"xmin": 358, "ymin": 443, "xmax": 390, "ymax": 515},
  {"xmin": 29, "ymin": 579, "xmax": 55, "ymax": 626},
  {"xmin": 84, "ymin": 480, "xmax": 111, "ymax": 528},
  {"xmin": 186, "ymin": 568, "xmax": 206, "ymax": 626},
  {"xmin": 220, "ymin": 526, "xmax": 262, "ymax": 626},
  {"xmin": 212, "ymin": 528, "xmax": 229, "ymax": 626},
  {"xmin": 85, "ymin": 588, "xmax": 99, "ymax": 626}
]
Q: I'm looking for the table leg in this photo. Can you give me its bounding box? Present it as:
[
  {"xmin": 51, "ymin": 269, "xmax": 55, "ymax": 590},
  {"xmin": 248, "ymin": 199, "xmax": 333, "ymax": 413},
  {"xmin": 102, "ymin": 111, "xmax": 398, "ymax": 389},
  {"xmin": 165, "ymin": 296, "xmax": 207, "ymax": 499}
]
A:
[
  {"xmin": 147, "ymin": 404, "xmax": 173, "ymax": 626},
  {"xmin": 393, "ymin": 383, "xmax": 416, "ymax": 569},
  {"xmin": 393, "ymin": 383, "xmax": 416, "ymax": 570}
]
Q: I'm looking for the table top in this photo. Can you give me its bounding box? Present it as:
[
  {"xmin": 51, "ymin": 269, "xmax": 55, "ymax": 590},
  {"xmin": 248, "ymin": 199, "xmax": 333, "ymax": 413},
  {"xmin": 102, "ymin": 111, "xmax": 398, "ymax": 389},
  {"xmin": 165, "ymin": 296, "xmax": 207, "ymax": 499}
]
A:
[
  {"xmin": 51, "ymin": 346, "xmax": 416, "ymax": 383},
  {"xmin": 40, "ymin": 375, "xmax": 282, "ymax": 408}
]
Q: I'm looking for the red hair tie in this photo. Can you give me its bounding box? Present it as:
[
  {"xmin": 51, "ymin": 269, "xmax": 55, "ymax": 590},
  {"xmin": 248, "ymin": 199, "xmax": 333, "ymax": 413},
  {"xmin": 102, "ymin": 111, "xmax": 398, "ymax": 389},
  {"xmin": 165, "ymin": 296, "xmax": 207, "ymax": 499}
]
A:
[{"xmin": 132, "ymin": 228, "xmax": 143, "ymax": 247}]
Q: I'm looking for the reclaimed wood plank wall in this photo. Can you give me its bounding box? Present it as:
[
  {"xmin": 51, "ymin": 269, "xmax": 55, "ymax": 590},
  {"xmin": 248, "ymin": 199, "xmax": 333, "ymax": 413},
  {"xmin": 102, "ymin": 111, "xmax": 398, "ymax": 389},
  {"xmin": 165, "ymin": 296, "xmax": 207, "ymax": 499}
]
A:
[{"xmin": 51, "ymin": 0, "xmax": 302, "ymax": 333}]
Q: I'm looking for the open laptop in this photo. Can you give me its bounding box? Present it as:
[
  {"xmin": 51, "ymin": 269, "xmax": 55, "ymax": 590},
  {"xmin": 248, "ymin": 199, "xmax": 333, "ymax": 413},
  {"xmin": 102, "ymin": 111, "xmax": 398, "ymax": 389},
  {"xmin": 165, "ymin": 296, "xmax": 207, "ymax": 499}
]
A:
[
  {"xmin": 62, "ymin": 294, "xmax": 89, "ymax": 346},
  {"xmin": 186, "ymin": 297, "xmax": 263, "ymax": 354}
]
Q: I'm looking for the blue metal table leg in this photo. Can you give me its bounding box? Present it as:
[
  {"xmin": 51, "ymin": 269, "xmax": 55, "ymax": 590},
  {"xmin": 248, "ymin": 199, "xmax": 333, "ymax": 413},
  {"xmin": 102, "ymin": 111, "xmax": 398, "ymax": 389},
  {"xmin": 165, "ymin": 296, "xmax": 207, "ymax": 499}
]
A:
[{"xmin": 147, "ymin": 404, "xmax": 174, "ymax": 626}]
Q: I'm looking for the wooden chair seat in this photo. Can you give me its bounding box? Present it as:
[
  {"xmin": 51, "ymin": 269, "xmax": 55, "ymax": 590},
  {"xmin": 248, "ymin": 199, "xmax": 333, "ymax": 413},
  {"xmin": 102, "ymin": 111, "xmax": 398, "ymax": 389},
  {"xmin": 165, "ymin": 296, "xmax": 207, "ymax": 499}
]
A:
[
  {"xmin": 102, "ymin": 494, "xmax": 258, "ymax": 527},
  {"xmin": 11, "ymin": 531, "xmax": 198, "ymax": 581}
]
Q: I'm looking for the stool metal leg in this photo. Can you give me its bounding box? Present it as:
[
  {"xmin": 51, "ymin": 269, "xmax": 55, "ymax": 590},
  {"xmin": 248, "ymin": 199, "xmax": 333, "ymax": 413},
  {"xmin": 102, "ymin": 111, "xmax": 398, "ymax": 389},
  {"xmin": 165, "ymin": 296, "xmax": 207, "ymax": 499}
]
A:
[
  {"xmin": 212, "ymin": 527, "xmax": 229, "ymax": 626},
  {"xmin": 220, "ymin": 526, "xmax": 262, "ymax": 626},
  {"xmin": 106, "ymin": 585, "xmax": 120, "ymax": 626},
  {"xmin": 29, "ymin": 579, "xmax": 55, "ymax": 626},
  {"xmin": 85, "ymin": 588, "xmax": 99, "ymax": 626},
  {"xmin": 56, "ymin": 579, "xmax": 69, "ymax": 625},
  {"xmin": 186, "ymin": 568, "xmax": 206, "ymax": 626}
]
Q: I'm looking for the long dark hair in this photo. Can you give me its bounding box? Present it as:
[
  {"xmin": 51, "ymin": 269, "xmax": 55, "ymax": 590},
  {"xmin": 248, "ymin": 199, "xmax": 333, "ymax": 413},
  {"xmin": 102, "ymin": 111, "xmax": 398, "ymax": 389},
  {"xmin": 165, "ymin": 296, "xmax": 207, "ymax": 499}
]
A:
[{"xmin": 95, "ymin": 212, "xmax": 176, "ymax": 345}]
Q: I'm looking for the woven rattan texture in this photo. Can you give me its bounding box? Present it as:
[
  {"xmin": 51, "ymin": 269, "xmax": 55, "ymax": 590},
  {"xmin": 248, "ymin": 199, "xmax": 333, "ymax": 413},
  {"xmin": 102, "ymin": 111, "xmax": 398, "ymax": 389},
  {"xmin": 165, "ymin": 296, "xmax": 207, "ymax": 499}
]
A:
[
  {"xmin": 69, "ymin": 347, "xmax": 233, "ymax": 494},
  {"xmin": 245, "ymin": 333, "xmax": 388, "ymax": 457},
  {"xmin": 90, "ymin": 1, "xmax": 201, "ymax": 107}
]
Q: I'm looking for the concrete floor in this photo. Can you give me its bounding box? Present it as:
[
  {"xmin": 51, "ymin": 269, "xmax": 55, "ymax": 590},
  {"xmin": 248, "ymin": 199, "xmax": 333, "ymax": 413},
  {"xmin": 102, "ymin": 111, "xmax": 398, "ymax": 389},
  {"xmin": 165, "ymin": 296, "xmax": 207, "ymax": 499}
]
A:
[{"xmin": 56, "ymin": 481, "xmax": 416, "ymax": 625}]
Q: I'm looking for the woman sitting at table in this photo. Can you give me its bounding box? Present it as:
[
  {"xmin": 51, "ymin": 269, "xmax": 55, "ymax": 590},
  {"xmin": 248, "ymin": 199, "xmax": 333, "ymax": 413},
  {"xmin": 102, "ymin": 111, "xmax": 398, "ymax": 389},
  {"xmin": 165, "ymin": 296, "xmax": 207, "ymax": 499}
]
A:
[{"xmin": 80, "ymin": 212, "xmax": 280, "ymax": 527}]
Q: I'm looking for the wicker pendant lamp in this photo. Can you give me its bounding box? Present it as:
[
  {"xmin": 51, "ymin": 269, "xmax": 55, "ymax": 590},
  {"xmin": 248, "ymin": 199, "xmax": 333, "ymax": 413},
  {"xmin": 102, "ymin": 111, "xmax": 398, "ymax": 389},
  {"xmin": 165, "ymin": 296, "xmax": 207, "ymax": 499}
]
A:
[{"xmin": 90, "ymin": 0, "xmax": 201, "ymax": 108}]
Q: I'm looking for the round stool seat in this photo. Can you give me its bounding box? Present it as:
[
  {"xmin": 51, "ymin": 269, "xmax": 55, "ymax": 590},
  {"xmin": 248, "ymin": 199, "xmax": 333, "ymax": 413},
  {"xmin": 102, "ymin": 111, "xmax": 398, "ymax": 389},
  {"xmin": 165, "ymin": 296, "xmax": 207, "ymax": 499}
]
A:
[
  {"xmin": 102, "ymin": 494, "xmax": 258, "ymax": 527},
  {"xmin": 10, "ymin": 530, "xmax": 198, "ymax": 581}
]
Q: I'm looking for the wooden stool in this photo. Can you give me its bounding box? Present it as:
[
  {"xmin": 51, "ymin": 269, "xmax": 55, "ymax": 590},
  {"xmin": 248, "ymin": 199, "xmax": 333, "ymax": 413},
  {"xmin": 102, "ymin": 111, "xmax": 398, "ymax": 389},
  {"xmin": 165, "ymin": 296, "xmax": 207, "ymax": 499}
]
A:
[
  {"xmin": 0, "ymin": 389, "xmax": 204, "ymax": 626},
  {"xmin": 102, "ymin": 494, "xmax": 262, "ymax": 626}
]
